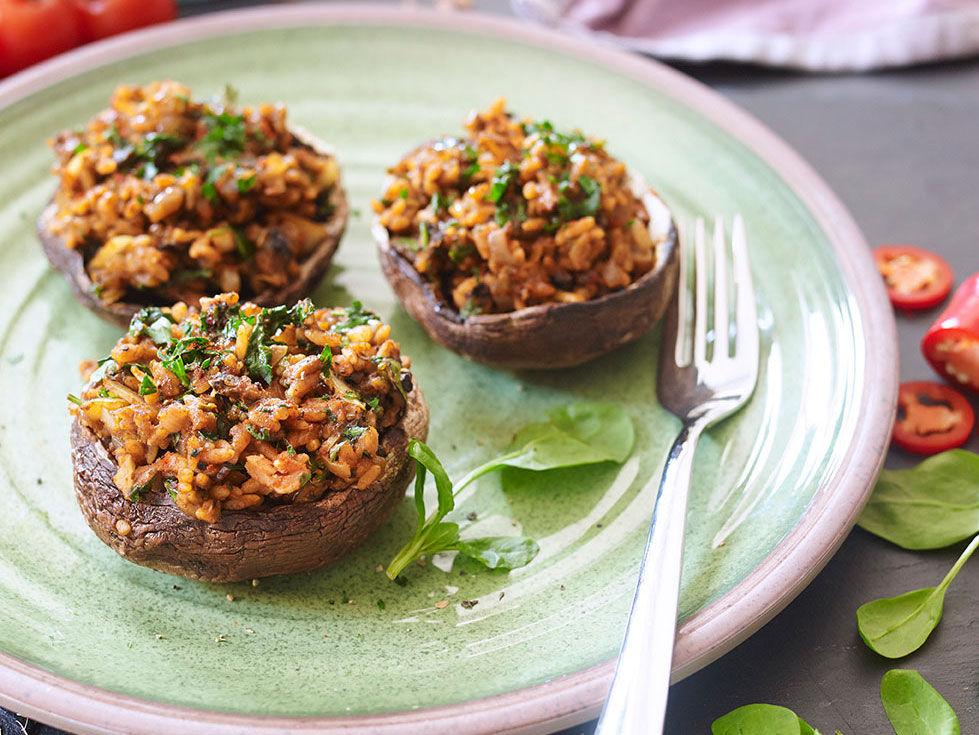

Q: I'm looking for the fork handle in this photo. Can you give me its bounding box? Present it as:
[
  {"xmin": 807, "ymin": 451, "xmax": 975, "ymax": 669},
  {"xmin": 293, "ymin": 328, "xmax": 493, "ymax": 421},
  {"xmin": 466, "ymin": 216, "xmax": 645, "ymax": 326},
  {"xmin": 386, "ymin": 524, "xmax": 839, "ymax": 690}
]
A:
[{"xmin": 594, "ymin": 418, "xmax": 706, "ymax": 735}]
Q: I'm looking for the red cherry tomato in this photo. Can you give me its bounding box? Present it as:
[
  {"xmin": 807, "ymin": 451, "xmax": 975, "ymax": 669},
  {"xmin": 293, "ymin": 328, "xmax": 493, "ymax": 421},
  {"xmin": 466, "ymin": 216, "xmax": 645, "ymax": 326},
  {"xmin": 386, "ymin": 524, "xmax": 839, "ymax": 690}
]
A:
[
  {"xmin": 71, "ymin": 0, "xmax": 176, "ymax": 43},
  {"xmin": 892, "ymin": 381, "xmax": 974, "ymax": 455},
  {"xmin": 921, "ymin": 273, "xmax": 979, "ymax": 392},
  {"xmin": 0, "ymin": 0, "xmax": 81, "ymax": 78},
  {"xmin": 873, "ymin": 245, "xmax": 953, "ymax": 312}
]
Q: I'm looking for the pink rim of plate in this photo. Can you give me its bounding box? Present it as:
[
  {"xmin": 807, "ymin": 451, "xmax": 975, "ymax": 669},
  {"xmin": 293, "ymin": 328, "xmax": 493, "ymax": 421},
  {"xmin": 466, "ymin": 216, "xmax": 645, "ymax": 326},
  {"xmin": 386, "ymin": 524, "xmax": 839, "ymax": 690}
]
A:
[{"xmin": 0, "ymin": 5, "xmax": 898, "ymax": 735}]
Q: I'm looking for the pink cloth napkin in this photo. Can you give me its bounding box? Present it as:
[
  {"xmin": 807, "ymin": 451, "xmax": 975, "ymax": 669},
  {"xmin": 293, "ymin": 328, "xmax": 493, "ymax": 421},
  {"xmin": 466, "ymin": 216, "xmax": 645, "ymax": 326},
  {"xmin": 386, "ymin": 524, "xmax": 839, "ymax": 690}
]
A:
[{"xmin": 512, "ymin": 0, "xmax": 979, "ymax": 70}]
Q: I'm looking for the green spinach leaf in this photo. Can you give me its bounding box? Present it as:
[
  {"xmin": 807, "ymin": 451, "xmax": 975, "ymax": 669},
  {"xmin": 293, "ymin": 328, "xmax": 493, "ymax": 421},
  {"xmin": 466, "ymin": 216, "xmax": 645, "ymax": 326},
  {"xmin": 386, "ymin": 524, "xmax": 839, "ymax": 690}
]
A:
[
  {"xmin": 454, "ymin": 536, "xmax": 540, "ymax": 570},
  {"xmin": 858, "ymin": 450, "xmax": 979, "ymax": 550},
  {"xmin": 857, "ymin": 533, "xmax": 979, "ymax": 658},
  {"xmin": 711, "ymin": 703, "xmax": 814, "ymax": 734},
  {"xmin": 454, "ymin": 402, "xmax": 634, "ymax": 489},
  {"xmin": 881, "ymin": 670, "xmax": 960, "ymax": 735},
  {"xmin": 386, "ymin": 402, "xmax": 634, "ymax": 580}
]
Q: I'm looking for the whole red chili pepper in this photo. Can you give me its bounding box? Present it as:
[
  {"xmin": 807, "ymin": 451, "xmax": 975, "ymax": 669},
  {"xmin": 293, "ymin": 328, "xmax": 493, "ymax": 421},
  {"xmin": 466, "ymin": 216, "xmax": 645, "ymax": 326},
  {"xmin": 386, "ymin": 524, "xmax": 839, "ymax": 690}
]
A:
[{"xmin": 922, "ymin": 273, "xmax": 979, "ymax": 391}]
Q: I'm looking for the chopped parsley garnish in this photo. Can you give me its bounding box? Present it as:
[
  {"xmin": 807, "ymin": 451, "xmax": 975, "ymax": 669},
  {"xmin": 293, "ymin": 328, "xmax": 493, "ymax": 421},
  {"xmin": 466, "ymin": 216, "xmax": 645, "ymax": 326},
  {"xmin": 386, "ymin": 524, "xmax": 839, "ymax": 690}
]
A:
[
  {"xmin": 139, "ymin": 374, "xmax": 157, "ymax": 396},
  {"xmin": 448, "ymin": 241, "xmax": 475, "ymax": 264},
  {"xmin": 334, "ymin": 301, "xmax": 376, "ymax": 332},
  {"xmin": 367, "ymin": 396, "xmax": 381, "ymax": 414},
  {"xmin": 486, "ymin": 161, "xmax": 517, "ymax": 204},
  {"xmin": 72, "ymin": 143, "xmax": 88, "ymax": 155},
  {"xmin": 196, "ymin": 111, "xmax": 247, "ymax": 161},
  {"xmin": 342, "ymin": 425, "xmax": 367, "ymax": 442},
  {"xmin": 460, "ymin": 298, "xmax": 482, "ymax": 319},
  {"xmin": 231, "ymin": 226, "xmax": 256, "ymax": 259},
  {"xmin": 521, "ymin": 120, "xmax": 588, "ymax": 151},
  {"xmin": 556, "ymin": 174, "xmax": 601, "ymax": 222},
  {"xmin": 320, "ymin": 345, "xmax": 333, "ymax": 368},
  {"xmin": 431, "ymin": 192, "xmax": 451, "ymax": 214},
  {"xmin": 172, "ymin": 268, "xmax": 213, "ymax": 283},
  {"xmin": 237, "ymin": 175, "xmax": 257, "ymax": 193},
  {"xmin": 239, "ymin": 300, "xmax": 315, "ymax": 384},
  {"xmin": 158, "ymin": 336, "xmax": 221, "ymax": 387},
  {"xmin": 202, "ymin": 163, "xmax": 230, "ymax": 203},
  {"xmin": 128, "ymin": 475, "xmax": 157, "ymax": 501},
  {"xmin": 129, "ymin": 306, "xmax": 176, "ymax": 345},
  {"xmin": 246, "ymin": 424, "xmax": 272, "ymax": 441}
]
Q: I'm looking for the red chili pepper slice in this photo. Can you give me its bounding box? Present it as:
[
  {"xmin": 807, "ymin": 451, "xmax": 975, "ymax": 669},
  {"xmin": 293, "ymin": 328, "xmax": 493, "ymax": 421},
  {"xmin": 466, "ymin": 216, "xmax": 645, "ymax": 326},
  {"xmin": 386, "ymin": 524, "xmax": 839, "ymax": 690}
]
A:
[
  {"xmin": 873, "ymin": 245, "xmax": 953, "ymax": 311},
  {"xmin": 892, "ymin": 381, "xmax": 974, "ymax": 454},
  {"xmin": 922, "ymin": 273, "xmax": 979, "ymax": 392}
]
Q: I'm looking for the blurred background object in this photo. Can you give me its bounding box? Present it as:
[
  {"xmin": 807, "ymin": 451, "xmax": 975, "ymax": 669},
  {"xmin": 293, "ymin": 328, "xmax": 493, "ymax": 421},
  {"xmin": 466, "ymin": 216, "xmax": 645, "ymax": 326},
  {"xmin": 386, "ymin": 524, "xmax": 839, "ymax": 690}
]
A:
[
  {"xmin": 0, "ymin": 0, "xmax": 177, "ymax": 76},
  {"xmin": 513, "ymin": 0, "xmax": 979, "ymax": 70}
]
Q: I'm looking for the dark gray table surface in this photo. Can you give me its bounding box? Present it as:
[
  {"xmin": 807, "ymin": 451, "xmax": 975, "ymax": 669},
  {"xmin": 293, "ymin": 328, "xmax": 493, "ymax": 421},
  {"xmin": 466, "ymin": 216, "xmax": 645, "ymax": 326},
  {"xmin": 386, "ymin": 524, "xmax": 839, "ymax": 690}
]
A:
[{"xmin": 2, "ymin": 3, "xmax": 978, "ymax": 735}]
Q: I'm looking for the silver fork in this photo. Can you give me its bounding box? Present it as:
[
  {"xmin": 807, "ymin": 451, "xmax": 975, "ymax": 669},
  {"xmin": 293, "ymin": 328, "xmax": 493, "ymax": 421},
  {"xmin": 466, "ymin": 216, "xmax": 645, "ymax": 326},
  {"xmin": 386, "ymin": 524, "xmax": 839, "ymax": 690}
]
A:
[{"xmin": 594, "ymin": 216, "xmax": 759, "ymax": 735}]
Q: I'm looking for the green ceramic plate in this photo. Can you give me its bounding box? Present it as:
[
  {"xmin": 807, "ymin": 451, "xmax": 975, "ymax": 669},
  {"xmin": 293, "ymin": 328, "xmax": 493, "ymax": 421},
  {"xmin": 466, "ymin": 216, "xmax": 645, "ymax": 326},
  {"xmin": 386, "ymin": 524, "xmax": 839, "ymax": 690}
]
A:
[{"xmin": 0, "ymin": 6, "xmax": 896, "ymax": 735}]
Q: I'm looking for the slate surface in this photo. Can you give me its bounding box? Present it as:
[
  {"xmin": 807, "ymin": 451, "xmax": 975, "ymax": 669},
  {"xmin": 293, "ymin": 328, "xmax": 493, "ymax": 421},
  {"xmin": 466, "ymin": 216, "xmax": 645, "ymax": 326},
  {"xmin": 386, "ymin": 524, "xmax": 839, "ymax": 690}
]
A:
[{"xmin": 2, "ymin": 3, "xmax": 978, "ymax": 735}]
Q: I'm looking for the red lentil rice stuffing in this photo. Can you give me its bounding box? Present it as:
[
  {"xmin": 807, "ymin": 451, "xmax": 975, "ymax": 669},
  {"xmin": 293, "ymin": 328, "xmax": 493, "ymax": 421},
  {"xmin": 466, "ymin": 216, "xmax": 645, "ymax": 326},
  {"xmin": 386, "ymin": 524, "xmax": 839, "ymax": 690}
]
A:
[
  {"xmin": 373, "ymin": 98, "xmax": 658, "ymax": 317},
  {"xmin": 69, "ymin": 293, "xmax": 413, "ymax": 524},
  {"xmin": 47, "ymin": 80, "xmax": 341, "ymax": 305}
]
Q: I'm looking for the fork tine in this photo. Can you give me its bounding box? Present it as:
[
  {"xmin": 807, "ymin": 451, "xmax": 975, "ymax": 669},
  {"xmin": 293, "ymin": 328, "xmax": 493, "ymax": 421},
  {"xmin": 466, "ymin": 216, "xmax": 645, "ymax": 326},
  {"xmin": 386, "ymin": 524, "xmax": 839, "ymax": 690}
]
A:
[
  {"xmin": 712, "ymin": 217, "xmax": 729, "ymax": 360},
  {"xmin": 731, "ymin": 215, "xmax": 759, "ymax": 364},
  {"xmin": 673, "ymin": 219, "xmax": 693, "ymax": 368},
  {"xmin": 693, "ymin": 218, "xmax": 709, "ymax": 368}
]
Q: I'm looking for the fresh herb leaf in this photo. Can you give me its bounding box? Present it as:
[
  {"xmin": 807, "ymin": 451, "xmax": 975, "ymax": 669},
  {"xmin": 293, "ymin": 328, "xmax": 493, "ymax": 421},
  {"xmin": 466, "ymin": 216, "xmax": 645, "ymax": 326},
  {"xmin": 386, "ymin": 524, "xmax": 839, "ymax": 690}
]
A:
[
  {"xmin": 857, "ymin": 532, "xmax": 979, "ymax": 658},
  {"xmin": 196, "ymin": 111, "xmax": 247, "ymax": 161},
  {"xmin": 556, "ymin": 174, "xmax": 601, "ymax": 222},
  {"xmin": 521, "ymin": 120, "xmax": 587, "ymax": 151},
  {"xmin": 128, "ymin": 475, "xmax": 157, "ymax": 501},
  {"xmin": 486, "ymin": 161, "xmax": 517, "ymax": 204},
  {"xmin": 320, "ymin": 345, "xmax": 333, "ymax": 368},
  {"xmin": 711, "ymin": 703, "xmax": 817, "ymax": 734},
  {"xmin": 232, "ymin": 226, "xmax": 256, "ymax": 259},
  {"xmin": 129, "ymin": 307, "xmax": 176, "ymax": 345},
  {"xmin": 245, "ymin": 424, "xmax": 271, "ymax": 442},
  {"xmin": 139, "ymin": 374, "xmax": 157, "ymax": 396},
  {"xmin": 431, "ymin": 192, "xmax": 451, "ymax": 213},
  {"xmin": 241, "ymin": 301, "xmax": 314, "ymax": 384},
  {"xmin": 172, "ymin": 268, "xmax": 213, "ymax": 283},
  {"xmin": 454, "ymin": 537, "xmax": 540, "ymax": 570},
  {"xmin": 459, "ymin": 298, "xmax": 482, "ymax": 319},
  {"xmin": 334, "ymin": 301, "xmax": 376, "ymax": 332},
  {"xmin": 858, "ymin": 450, "xmax": 979, "ymax": 550},
  {"xmin": 342, "ymin": 425, "xmax": 367, "ymax": 442},
  {"xmin": 72, "ymin": 143, "xmax": 88, "ymax": 155},
  {"xmin": 237, "ymin": 175, "xmax": 256, "ymax": 193},
  {"xmin": 386, "ymin": 403, "xmax": 633, "ymax": 580},
  {"xmin": 881, "ymin": 669, "xmax": 960, "ymax": 735},
  {"xmin": 456, "ymin": 402, "xmax": 634, "ymax": 489}
]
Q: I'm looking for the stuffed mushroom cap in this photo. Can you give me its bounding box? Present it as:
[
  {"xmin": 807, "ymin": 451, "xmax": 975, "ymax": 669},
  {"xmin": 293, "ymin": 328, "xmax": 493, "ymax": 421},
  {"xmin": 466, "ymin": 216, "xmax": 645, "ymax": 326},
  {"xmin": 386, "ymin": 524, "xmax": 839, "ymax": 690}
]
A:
[
  {"xmin": 372, "ymin": 99, "xmax": 678, "ymax": 369},
  {"xmin": 40, "ymin": 81, "xmax": 347, "ymax": 327},
  {"xmin": 67, "ymin": 293, "xmax": 426, "ymax": 582}
]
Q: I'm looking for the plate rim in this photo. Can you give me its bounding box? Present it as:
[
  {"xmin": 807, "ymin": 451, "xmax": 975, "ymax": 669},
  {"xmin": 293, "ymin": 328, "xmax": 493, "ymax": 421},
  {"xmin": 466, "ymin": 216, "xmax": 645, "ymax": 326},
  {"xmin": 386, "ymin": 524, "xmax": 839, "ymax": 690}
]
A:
[{"xmin": 0, "ymin": 5, "xmax": 898, "ymax": 734}]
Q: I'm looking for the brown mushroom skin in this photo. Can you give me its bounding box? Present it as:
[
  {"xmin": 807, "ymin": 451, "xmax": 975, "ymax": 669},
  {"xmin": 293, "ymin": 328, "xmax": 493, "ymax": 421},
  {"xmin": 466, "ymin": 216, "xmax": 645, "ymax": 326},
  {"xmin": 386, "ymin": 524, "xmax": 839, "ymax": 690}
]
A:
[
  {"xmin": 374, "ymin": 183, "xmax": 679, "ymax": 370},
  {"xmin": 70, "ymin": 387, "xmax": 428, "ymax": 583},
  {"xmin": 37, "ymin": 130, "xmax": 348, "ymax": 329}
]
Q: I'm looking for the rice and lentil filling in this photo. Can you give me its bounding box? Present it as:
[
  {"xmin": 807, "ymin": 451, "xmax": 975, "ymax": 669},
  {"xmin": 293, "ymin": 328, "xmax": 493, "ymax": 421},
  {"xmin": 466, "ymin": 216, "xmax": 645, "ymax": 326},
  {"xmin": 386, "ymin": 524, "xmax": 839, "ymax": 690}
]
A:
[
  {"xmin": 47, "ymin": 80, "xmax": 341, "ymax": 305},
  {"xmin": 373, "ymin": 98, "xmax": 658, "ymax": 317},
  {"xmin": 69, "ymin": 293, "xmax": 413, "ymax": 524}
]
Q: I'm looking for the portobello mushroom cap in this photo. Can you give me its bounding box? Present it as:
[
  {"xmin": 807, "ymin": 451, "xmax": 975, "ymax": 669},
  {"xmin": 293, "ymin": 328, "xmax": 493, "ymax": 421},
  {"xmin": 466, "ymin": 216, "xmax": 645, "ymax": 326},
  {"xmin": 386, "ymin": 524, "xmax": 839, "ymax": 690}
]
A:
[
  {"xmin": 375, "ymin": 175, "xmax": 679, "ymax": 370},
  {"xmin": 70, "ymin": 386, "xmax": 428, "ymax": 583},
  {"xmin": 38, "ymin": 128, "xmax": 348, "ymax": 329}
]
